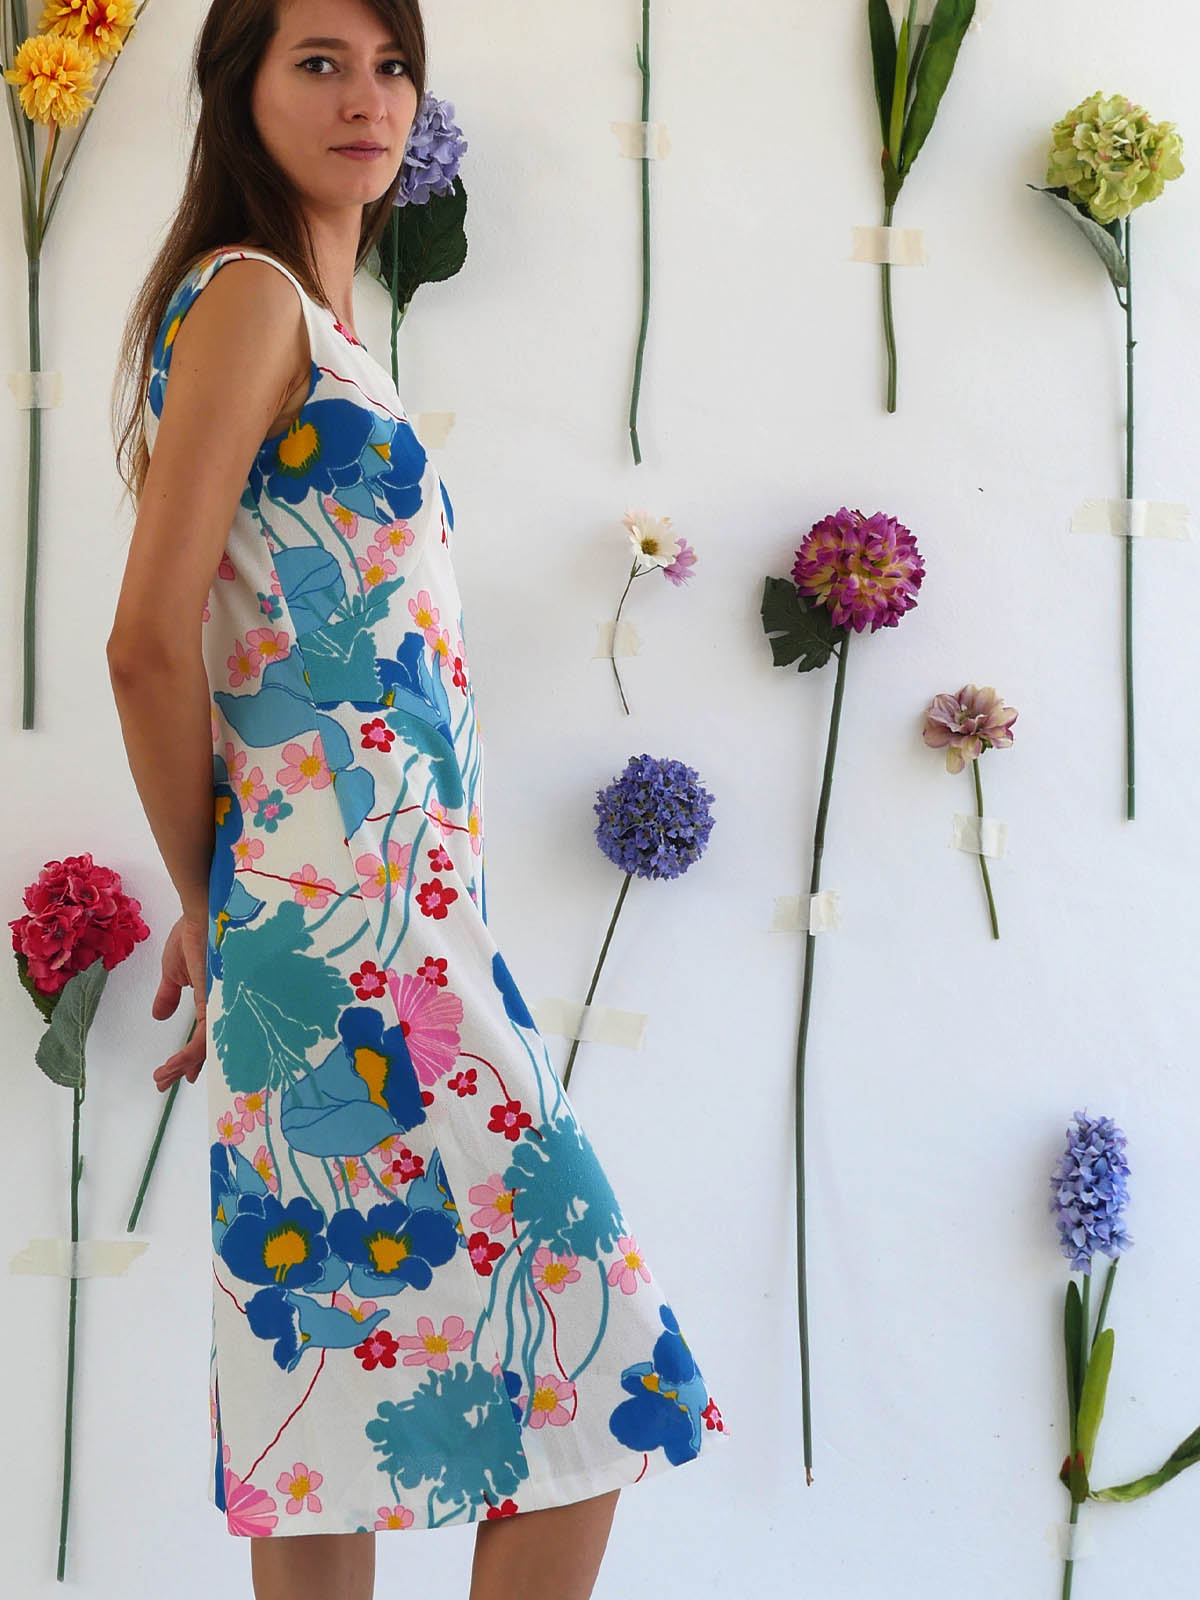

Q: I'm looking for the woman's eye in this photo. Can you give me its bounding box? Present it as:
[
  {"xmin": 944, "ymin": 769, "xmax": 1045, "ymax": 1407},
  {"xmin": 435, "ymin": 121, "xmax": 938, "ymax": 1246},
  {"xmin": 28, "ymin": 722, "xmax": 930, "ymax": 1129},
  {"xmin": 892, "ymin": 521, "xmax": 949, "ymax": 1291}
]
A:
[{"xmin": 299, "ymin": 55, "xmax": 408, "ymax": 78}]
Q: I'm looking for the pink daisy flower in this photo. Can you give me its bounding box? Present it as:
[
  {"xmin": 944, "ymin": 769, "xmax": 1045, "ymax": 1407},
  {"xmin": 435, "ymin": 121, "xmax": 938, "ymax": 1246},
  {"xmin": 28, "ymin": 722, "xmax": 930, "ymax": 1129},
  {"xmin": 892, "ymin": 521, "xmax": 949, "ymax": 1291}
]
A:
[
  {"xmin": 277, "ymin": 735, "xmax": 330, "ymax": 792},
  {"xmin": 289, "ymin": 864, "xmax": 338, "ymax": 908},
  {"xmin": 607, "ymin": 1235, "xmax": 653, "ymax": 1295},
  {"xmin": 386, "ymin": 969, "xmax": 464, "ymax": 1085},
  {"xmin": 276, "ymin": 1462, "xmax": 323, "ymax": 1515}
]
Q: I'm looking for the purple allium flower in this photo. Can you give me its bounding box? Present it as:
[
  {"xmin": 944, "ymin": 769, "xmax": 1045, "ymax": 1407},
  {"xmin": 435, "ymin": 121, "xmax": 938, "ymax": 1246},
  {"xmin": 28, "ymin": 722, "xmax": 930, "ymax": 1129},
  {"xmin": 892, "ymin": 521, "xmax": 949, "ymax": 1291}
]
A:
[
  {"xmin": 923, "ymin": 685, "xmax": 1019, "ymax": 774},
  {"xmin": 662, "ymin": 536, "xmax": 698, "ymax": 587},
  {"xmin": 593, "ymin": 754, "xmax": 715, "ymax": 880},
  {"xmin": 394, "ymin": 94, "xmax": 468, "ymax": 207},
  {"xmin": 1049, "ymin": 1110, "xmax": 1132, "ymax": 1274},
  {"xmin": 791, "ymin": 507, "xmax": 924, "ymax": 633}
]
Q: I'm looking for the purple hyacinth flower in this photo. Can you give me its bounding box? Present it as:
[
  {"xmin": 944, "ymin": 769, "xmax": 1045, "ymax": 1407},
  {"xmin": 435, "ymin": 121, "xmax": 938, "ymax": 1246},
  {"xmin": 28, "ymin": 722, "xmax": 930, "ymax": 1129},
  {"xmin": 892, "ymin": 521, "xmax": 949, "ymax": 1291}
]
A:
[
  {"xmin": 593, "ymin": 754, "xmax": 715, "ymax": 881},
  {"xmin": 1049, "ymin": 1110, "xmax": 1132, "ymax": 1274},
  {"xmin": 395, "ymin": 93, "xmax": 468, "ymax": 207}
]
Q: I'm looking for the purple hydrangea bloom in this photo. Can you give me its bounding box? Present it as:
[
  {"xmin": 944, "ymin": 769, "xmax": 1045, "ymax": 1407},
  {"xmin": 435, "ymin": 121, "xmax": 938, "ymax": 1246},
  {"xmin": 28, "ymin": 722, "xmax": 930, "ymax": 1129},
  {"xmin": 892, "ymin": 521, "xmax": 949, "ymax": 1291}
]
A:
[
  {"xmin": 593, "ymin": 754, "xmax": 715, "ymax": 881},
  {"xmin": 394, "ymin": 93, "xmax": 468, "ymax": 207},
  {"xmin": 1049, "ymin": 1110, "xmax": 1132, "ymax": 1274}
]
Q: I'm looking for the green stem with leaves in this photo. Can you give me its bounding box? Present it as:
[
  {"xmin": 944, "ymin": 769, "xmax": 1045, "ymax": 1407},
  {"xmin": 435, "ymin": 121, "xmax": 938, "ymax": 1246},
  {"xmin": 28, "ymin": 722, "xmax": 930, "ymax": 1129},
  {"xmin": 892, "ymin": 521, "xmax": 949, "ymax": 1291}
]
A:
[
  {"xmin": 561, "ymin": 871, "xmax": 633, "ymax": 1093},
  {"xmin": 629, "ymin": 0, "xmax": 651, "ymax": 464},
  {"xmin": 793, "ymin": 628, "xmax": 851, "ymax": 1484},
  {"xmin": 881, "ymin": 199, "xmax": 897, "ymax": 411}
]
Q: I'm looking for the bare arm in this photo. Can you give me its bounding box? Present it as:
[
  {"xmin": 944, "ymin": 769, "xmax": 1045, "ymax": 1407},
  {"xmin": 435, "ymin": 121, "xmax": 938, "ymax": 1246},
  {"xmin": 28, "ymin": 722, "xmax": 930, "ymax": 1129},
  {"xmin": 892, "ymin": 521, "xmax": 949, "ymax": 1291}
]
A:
[{"xmin": 106, "ymin": 259, "xmax": 309, "ymax": 921}]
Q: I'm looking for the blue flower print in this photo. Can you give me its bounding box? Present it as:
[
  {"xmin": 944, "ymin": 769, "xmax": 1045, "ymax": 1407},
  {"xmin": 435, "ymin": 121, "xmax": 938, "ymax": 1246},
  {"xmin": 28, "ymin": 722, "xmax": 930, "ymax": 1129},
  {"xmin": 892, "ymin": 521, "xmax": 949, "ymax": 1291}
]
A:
[
  {"xmin": 326, "ymin": 1196, "xmax": 461, "ymax": 1298},
  {"xmin": 252, "ymin": 787, "xmax": 293, "ymax": 832},
  {"xmin": 219, "ymin": 1192, "xmax": 331, "ymax": 1289},
  {"xmin": 245, "ymin": 1283, "xmax": 391, "ymax": 1373},
  {"xmin": 279, "ymin": 1005, "xmax": 428, "ymax": 1158},
  {"xmin": 607, "ymin": 1304, "xmax": 708, "ymax": 1465}
]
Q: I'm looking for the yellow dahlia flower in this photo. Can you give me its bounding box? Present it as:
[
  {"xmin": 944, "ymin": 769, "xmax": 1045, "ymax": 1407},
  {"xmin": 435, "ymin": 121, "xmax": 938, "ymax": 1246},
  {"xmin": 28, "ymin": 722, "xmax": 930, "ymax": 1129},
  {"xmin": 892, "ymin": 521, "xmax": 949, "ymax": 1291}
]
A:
[
  {"xmin": 3, "ymin": 32, "xmax": 98, "ymax": 127},
  {"xmin": 41, "ymin": 0, "xmax": 136, "ymax": 61}
]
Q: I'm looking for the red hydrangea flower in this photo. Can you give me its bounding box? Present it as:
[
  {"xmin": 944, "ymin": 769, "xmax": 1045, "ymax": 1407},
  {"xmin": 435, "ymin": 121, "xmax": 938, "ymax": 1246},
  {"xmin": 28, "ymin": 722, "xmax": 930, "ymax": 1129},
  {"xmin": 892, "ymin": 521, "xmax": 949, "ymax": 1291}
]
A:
[{"xmin": 10, "ymin": 852, "xmax": 149, "ymax": 996}]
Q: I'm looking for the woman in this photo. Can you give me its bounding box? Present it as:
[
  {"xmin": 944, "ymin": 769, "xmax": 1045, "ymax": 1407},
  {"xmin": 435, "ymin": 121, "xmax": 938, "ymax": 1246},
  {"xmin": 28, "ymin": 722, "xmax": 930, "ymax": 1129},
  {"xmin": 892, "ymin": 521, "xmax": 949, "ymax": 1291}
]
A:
[{"xmin": 107, "ymin": 3, "xmax": 729, "ymax": 1596}]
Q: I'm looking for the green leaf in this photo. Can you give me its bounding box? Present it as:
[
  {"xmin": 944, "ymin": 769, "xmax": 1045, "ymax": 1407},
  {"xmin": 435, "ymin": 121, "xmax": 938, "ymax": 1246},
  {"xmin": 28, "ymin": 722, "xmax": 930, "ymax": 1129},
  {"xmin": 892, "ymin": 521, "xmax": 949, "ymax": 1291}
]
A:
[
  {"xmin": 888, "ymin": 17, "xmax": 910, "ymax": 166},
  {"xmin": 1093, "ymin": 1422, "xmax": 1200, "ymax": 1502},
  {"xmin": 897, "ymin": 0, "xmax": 975, "ymax": 177},
  {"xmin": 1029, "ymin": 184, "xmax": 1129, "ymax": 295},
  {"xmin": 34, "ymin": 960, "xmax": 108, "ymax": 1090},
  {"xmin": 1077, "ymin": 1326, "xmax": 1114, "ymax": 1474},
  {"xmin": 14, "ymin": 947, "xmax": 57, "ymax": 1025},
  {"xmin": 760, "ymin": 576, "xmax": 843, "ymax": 673},
  {"xmin": 1063, "ymin": 1279, "xmax": 1083, "ymax": 1443},
  {"xmin": 367, "ymin": 178, "xmax": 469, "ymax": 319},
  {"xmin": 868, "ymin": 0, "xmax": 898, "ymax": 149}
]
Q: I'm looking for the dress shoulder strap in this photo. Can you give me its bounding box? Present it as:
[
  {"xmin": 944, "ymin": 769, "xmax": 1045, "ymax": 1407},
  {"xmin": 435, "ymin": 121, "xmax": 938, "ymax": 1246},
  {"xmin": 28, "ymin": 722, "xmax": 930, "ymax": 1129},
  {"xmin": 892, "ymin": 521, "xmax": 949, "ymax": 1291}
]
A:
[{"xmin": 196, "ymin": 246, "xmax": 322, "ymax": 355}]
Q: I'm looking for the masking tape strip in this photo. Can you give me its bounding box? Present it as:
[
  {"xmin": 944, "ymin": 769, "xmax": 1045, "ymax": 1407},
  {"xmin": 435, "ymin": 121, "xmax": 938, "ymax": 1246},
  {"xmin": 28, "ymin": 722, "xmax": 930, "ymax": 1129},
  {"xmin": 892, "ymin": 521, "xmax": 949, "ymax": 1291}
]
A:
[
  {"xmin": 530, "ymin": 997, "xmax": 648, "ymax": 1049},
  {"xmin": 610, "ymin": 120, "xmax": 671, "ymax": 160},
  {"xmin": 1046, "ymin": 1521, "xmax": 1095, "ymax": 1561},
  {"xmin": 951, "ymin": 814, "xmax": 1007, "ymax": 859},
  {"xmin": 887, "ymin": 0, "xmax": 992, "ymax": 26},
  {"xmin": 9, "ymin": 1237, "xmax": 150, "ymax": 1278},
  {"xmin": 411, "ymin": 411, "xmax": 456, "ymax": 448},
  {"xmin": 594, "ymin": 619, "xmax": 642, "ymax": 659},
  {"xmin": 8, "ymin": 370, "xmax": 64, "ymax": 409},
  {"xmin": 771, "ymin": 890, "xmax": 841, "ymax": 934},
  {"xmin": 1070, "ymin": 498, "xmax": 1191, "ymax": 541},
  {"xmin": 850, "ymin": 226, "xmax": 928, "ymax": 266}
]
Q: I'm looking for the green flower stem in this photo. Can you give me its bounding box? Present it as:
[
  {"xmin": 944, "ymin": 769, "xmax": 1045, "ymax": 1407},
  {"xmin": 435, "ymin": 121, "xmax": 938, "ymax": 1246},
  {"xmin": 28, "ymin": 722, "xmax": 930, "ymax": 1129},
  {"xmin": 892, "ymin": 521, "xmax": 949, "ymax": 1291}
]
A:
[
  {"xmin": 793, "ymin": 629, "xmax": 851, "ymax": 1485},
  {"xmin": 1123, "ymin": 216, "xmax": 1136, "ymax": 821},
  {"xmin": 1061, "ymin": 1269, "xmax": 1092, "ymax": 1600},
  {"xmin": 881, "ymin": 200, "xmax": 897, "ymax": 413},
  {"xmin": 609, "ymin": 561, "xmax": 643, "ymax": 715},
  {"xmin": 22, "ymin": 244, "xmax": 42, "ymax": 729},
  {"xmin": 629, "ymin": 0, "xmax": 651, "ymax": 465},
  {"xmin": 972, "ymin": 759, "xmax": 999, "ymax": 940},
  {"xmin": 1092, "ymin": 1257, "xmax": 1118, "ymax": 1349},
  {"xmin": 561, "ymin": 871, "xmax": 632, "ymax": 1093},
  {"xmin": 127, "ymin": 1014, "xmax": 196, "ymax": 1230},
  {"xmin": 58, "ymin": 1077, "xmax": 82, "ymax": 1581}
]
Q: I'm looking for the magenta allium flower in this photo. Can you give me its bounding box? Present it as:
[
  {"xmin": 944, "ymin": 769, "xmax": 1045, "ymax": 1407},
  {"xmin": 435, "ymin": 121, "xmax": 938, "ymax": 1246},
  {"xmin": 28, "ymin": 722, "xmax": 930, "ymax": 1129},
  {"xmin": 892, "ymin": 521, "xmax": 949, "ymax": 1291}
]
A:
[
  {"xmin": 662, "ymin": 536, "xmax": 697, "ymax": 587},
  {"xmin": 791, "ymin": 507, "xmax": 924, "ymax": 632},
  {"xmin": 923, "ymin": 685, "xmax": 1019, "ymax": 774}
]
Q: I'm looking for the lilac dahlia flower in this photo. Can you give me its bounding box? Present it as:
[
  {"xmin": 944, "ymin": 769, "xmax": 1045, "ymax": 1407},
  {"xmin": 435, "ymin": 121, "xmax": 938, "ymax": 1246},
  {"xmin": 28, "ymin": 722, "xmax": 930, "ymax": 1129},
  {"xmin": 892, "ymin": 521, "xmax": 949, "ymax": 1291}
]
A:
[
  {"xmin": 594, "ymin": 754, "xmax": 715, "ymax": 881},
  {"xmin": 923, "ymin": 685, "xmax": 1019, "ymax": 774},
  {"xmin": 395, "ymin": 94, "xmax": 468, "ymax": 207},
  {"xmin": 1049, "ymin": 1110, "xmax": 1132, "ymax": 1274},
  {"xmin": 791, "ymin": 507, "xmax": 924, "ymax": 633}
]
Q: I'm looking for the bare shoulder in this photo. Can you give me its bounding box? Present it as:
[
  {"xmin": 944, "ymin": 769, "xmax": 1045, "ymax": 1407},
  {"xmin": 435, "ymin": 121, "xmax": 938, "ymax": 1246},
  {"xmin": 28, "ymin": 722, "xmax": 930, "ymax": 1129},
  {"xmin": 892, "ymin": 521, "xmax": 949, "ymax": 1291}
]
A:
[{"xmin": 169, "ymin": 254, "xmax": 308, "ymax": 392}]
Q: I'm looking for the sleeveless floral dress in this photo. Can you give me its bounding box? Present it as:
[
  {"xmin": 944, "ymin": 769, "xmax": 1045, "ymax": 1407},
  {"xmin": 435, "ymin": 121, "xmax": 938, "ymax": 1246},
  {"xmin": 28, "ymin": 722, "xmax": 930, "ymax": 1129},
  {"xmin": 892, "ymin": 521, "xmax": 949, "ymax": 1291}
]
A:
[{"xmin": 143, "ymin": 246, "xmax": 730, "ymax": 1536}]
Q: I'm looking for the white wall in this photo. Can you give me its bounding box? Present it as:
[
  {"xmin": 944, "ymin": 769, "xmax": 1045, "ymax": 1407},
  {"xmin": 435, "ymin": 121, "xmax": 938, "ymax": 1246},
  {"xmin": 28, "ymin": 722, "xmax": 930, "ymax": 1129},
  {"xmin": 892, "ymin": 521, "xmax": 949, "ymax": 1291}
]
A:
[{"xmin": 4, "ymin": 2, "xmax": 1200, "ymax": 1595}]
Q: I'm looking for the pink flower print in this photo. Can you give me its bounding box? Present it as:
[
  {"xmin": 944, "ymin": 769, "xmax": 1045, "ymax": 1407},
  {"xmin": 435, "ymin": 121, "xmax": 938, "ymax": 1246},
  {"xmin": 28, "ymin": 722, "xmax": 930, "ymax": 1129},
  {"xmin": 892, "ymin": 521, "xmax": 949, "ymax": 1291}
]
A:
[
  {"xmin": 276, "ymin": 1462, "xmax": 323, "ymax": 1516},
  {"xmin": 357, "ymin": 545, "xmax": 397, "ymax": 589},
  {"xmin": 224, "ymin": 1465, "xmax": 279, "ymax": 1536},
  {"xmin": 289, "ymin": 864, "xmax": 339, "ymax": 908},
  {"xmin": 216, "ymin": 1109, "xmax": 245, "ymax": 1146},
  {"xmin": 217, "ymin": 551, "xmax": 236, "ymax": 580},
  {"xmin": 376, "ymin": 1164, "xmax": 401, "ymax": 1194},
  {"xmin": 375, "ymin": 1504, "xmax": 415, "ymax": 1530},
  {"xmin": 277, "ymin": 735, "xmax": 330, "ymax": 793},
  {"xmin": 426, "ymin": 799, "xmax": 453, "ymax": 839},
  {"xmin": 334, "ymin": 1292, "xmax": 380, "ymax": 1322},
  {"xmin": 468, "ymin": 1174, "xmax": 518, "ymax": 1234},
  {"xmin": 231, "ymin": 836, "xmax": 264, "ymax": 869},
  {"xmin": 408, "ymin": 588, "xmax": 440, "ymax": 647},
  {"xmin": 234, "ymin": 763, "xmax": 269, "ymax": 814},
  {"xmin": 323, "ymin": 495, "xmax": 359, "ymax": 538},
  {"xmin": 333, "ymin": 1156, "xmax": 371, "ymax": 1197},
  {"xmin": 375, "ymin": 518, "xmax": 415, "ymax": 557},
  {"xmin": 245, "ymin": 626, "xmax": 290, "ymax": 668},
  {"xmin": 531, "ymin": 1245, "xmax": 581, "ymax": 1295},
  {"xmin": 467, "ymin": 802, "xmax": 483, "ymax": 855},
  {"xmin": 235, "ymin": 1090, "xmax": 266, "ymax": 1130},
  {"xmin": 202, "ymin": 596, "xmax": 211, "ymax": 622},
  {"xmin": 356, "ymin": 839, "xmax": 413, "ymax": 900},
  {"xmin": 525, "ymin": 1374, "xmax": 577, "ymax": 1429},
  {"xmin": 431, "ymin": 628, "xmax": 452, "ymax": 670},
  {"xmin": 251, "ymin": 1144, "xmax": 279, "ymax": 1192},
  {"xmin": 371, "ymin": 1134, "xmax": 400, "ymax": 1163},
  {"xmin": 226, "ymin": 637, "xmax": 262, "ymax": 688},
  {"xmin": 608, "ymin": 1235, "xmax": 653, "ymax": 1295},
  {"xmin": 395, "ymin": 1313, "xmax": 475, "ymax": 1371},
  {"xmin": 209, "ymin": 1387, "xmax": 218, "ymax": 1438},
  {"xmin": 385, "ymin": 970, "xmax": 464, "ymax": 1085},
  {"xmin": 224, "ymin": 742, "xmax": 246, "ymax": 785}
]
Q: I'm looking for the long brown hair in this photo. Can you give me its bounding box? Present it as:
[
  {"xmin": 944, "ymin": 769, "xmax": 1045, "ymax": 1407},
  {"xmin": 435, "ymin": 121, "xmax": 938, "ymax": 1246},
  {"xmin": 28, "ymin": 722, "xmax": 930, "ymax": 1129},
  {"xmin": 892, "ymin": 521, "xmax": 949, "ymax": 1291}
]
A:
[{"xmin": 111, "ymin": 0, "xmax": 426, "ymax": 508}]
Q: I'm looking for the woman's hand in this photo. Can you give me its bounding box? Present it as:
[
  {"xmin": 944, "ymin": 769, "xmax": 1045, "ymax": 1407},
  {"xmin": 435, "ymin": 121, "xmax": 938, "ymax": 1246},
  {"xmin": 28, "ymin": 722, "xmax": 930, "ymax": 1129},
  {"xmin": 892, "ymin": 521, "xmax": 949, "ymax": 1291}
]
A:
[{"xmin": 152, "ymin": 912, "xmax": 209, "ymax": 1091}]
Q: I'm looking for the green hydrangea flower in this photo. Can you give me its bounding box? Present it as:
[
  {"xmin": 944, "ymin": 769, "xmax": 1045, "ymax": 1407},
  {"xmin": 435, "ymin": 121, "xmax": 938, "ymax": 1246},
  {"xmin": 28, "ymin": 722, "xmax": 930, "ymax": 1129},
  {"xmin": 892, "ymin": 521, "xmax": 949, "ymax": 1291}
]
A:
[{"xmin": 1048, "ymin": 92, "xmax": 1184, "ymax": 225}]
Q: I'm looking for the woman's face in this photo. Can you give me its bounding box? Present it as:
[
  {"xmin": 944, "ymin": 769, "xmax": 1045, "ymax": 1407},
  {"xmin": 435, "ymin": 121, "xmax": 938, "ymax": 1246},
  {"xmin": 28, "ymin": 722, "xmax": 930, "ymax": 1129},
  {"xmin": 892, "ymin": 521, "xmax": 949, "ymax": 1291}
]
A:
[{"xmin": 252, "ymin": 0, "xmax": 418, "ymax": 221}]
